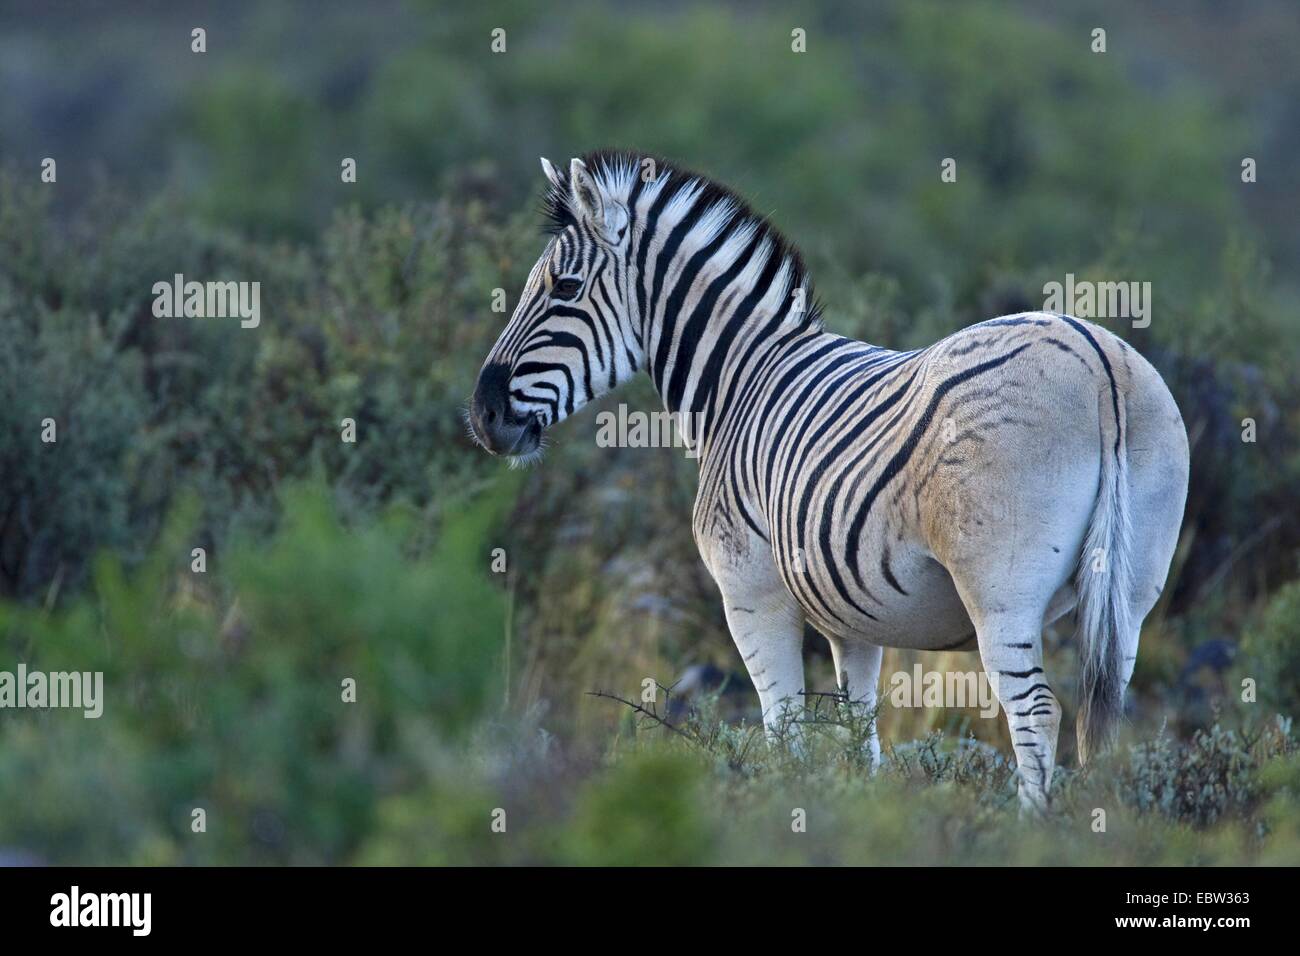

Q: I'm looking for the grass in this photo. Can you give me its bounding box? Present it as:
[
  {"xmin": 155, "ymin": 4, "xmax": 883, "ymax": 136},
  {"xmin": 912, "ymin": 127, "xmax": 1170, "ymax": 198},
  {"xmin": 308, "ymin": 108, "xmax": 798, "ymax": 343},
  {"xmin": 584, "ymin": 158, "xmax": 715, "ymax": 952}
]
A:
[{"xmin": 358, "ymin": 691, "xmax": 1300, "ymax": 866}]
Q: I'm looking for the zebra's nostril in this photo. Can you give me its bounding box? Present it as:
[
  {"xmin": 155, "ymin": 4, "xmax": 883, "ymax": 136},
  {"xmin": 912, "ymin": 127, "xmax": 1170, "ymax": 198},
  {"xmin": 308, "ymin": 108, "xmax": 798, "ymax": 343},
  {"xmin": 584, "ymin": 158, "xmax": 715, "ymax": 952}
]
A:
[{"xmin": 472, "ymin": 361, "xmax": 518, "ymax": 453}]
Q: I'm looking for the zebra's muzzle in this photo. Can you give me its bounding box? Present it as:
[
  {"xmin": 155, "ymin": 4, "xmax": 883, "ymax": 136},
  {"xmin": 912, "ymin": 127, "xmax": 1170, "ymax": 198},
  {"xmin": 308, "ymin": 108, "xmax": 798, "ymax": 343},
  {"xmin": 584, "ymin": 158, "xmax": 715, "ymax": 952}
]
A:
[{"xmin": 469, "ymin": 362, "xmax": 542, "ymax": 457}]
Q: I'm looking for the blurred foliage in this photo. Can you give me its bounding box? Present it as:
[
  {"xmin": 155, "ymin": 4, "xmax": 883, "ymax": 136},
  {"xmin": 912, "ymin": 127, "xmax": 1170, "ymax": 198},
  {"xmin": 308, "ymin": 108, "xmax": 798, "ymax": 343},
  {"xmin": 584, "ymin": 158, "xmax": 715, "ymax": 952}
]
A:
[
  {"xmin": 1, "ymin": 0, "xmax": 1298, "ymax": 863},
  {"xmin": 1239, "ymin": 582, "xmax": 1300, "ymax": 717},
  {"xmin": 2, "ymin": 486, "xmax": 1296, "ymax": 865},
  {"xmin": 0, "ymin": 166, "xmax": 533, "ymax": 598},
  {"xmin": 0, "ymin": 480, "xmax": 513, "ymax": 864}
]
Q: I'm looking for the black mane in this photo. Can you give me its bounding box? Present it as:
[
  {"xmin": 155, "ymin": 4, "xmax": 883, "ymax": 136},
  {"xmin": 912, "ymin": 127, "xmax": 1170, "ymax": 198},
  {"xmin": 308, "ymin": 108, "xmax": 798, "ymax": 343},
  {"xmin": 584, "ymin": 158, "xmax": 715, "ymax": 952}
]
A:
[{"xmin": 542, "ymin": 149, "xmax": 822, "ymax": 326}]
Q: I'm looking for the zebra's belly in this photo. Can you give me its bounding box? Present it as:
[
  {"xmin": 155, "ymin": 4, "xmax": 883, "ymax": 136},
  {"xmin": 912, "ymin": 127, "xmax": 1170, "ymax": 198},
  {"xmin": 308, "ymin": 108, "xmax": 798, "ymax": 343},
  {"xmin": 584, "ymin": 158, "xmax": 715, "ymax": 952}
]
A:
[{"xmin": 788, "ymin": 546, "xmax": 980, "ymax": 651}]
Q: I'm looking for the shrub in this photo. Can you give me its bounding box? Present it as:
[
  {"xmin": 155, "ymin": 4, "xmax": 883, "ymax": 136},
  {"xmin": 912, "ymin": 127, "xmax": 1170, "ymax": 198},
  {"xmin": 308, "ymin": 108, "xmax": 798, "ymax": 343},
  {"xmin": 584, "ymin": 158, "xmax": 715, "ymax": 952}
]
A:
[
  {"xmin": 0, "ymin": 478, "xmax": 513, "ymax": 864},
  {"xmin": 1239, "ymin": 581, "xmax": 1300, "ymax": 716}
]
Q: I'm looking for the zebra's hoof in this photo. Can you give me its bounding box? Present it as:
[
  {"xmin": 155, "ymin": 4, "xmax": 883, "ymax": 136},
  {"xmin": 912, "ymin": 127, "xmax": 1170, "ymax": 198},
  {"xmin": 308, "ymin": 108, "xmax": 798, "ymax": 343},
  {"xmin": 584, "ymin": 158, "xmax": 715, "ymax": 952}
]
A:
[{"xmin": 1017, "ymin": 788, "xmax": 1051, "ymax": 819}]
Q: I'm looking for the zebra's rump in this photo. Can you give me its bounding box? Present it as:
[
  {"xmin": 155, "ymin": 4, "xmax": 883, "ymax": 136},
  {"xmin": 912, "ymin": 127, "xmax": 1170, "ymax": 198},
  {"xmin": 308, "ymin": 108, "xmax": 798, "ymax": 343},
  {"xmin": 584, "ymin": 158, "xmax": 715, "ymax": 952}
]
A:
[{"xmin": 715, "ymin": 312, "xmax": 1137, "ymax": 648}]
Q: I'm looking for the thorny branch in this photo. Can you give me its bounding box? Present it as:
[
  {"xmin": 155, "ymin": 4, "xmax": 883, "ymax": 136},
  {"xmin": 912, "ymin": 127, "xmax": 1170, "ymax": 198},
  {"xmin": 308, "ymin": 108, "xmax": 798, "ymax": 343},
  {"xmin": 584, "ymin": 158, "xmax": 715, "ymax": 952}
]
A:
[{"xmin": 586, "ymin": 690, "xmax": 695, "ymax": 742}]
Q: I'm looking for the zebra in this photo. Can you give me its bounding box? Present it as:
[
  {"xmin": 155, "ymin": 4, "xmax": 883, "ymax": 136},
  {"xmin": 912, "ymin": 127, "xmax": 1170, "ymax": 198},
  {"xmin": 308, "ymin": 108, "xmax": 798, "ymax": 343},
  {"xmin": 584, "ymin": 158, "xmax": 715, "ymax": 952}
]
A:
[{"xmin": 468, "ymin": 150, "xmax": 1189, "ymax": 810}]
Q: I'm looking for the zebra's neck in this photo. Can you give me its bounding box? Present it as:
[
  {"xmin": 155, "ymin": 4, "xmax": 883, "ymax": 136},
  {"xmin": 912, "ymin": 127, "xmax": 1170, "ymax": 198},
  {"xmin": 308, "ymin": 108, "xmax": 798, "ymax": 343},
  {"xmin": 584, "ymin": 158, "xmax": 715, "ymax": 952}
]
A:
[{"xmin": 626, "ymin": 177, "xmax": 823, "ymax": 461}]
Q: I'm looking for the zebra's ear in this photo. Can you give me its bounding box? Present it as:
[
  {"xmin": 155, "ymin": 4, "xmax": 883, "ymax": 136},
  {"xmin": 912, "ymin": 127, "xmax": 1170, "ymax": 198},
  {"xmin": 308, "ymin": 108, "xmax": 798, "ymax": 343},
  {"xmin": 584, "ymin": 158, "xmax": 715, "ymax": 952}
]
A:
[
  {"xmin": 569, "ymin": 157, "xmax": 628, "ymax": 243},
  {"xmin": 540, "ymin": 157, "xmax": 565, "ymax": 191},
  {"xmin": 569, "ymin": 158, "xmax": 604, "ymax": 223}
]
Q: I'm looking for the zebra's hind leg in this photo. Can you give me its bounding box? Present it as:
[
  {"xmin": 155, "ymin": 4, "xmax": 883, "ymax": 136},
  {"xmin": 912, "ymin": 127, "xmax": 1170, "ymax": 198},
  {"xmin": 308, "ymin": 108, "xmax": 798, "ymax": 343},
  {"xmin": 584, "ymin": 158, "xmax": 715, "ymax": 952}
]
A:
[
  {"xmin": 827, "ymin": 637, "xmax": 883, "ymax": 769},
  {"xmin": 720, "ymin": 580, "xmax": 807, "ymax": 749},
  {"xmin": 970, "ymin": 611, "xmax": 1062, "ymax": 815}
]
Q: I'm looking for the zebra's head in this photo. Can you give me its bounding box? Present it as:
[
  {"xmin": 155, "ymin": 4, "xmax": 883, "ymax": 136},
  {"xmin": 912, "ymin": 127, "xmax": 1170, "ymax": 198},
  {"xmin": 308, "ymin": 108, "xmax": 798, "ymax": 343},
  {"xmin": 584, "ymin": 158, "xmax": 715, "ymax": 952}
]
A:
[{"xmin": 469, "ymin": 155, "xmax": 640, "ymax": 464}]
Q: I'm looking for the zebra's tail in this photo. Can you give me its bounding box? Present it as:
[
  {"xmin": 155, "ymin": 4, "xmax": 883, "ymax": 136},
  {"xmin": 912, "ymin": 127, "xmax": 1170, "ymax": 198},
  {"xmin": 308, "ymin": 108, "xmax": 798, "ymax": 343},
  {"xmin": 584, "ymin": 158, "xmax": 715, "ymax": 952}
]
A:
[{"xmin": 1075, "ymin": 385, "xmax": 1132, "ymax": 766}]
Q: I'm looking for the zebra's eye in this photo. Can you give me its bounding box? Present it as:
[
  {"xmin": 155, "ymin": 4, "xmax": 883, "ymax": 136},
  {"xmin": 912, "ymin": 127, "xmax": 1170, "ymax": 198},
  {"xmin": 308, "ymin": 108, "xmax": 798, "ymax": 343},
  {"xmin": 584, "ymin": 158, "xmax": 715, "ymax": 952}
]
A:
[{"xmin": 551, "ymin": 277, "xmax": 583, "ymax": 300}]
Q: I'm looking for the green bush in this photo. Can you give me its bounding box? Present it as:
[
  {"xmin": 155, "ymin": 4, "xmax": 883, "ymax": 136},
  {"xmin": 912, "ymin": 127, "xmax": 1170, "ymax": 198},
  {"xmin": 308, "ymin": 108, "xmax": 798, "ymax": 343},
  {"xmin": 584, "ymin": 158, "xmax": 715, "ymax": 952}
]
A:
[
  {"xmin": 0, "ymin": 168, "xmax": 533, "ymax": 602},
  {"xmin": 1240, "ymin": 581, "xmax": 1300, "ymax": 715},
  {"xmin": 559, "ymin": 750, "xmax": 716, "ymax": 866},
  {"xmin": 0, "ymin": 478, "xmax": 513, "ymax": 864}
]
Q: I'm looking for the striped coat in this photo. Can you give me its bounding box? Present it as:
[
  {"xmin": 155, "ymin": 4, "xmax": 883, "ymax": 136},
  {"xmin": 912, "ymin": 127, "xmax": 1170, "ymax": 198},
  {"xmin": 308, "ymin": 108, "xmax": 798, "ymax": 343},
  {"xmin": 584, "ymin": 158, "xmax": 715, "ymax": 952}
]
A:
[{"xmin": 470, "ymin": 151, "xmax": 1189, "ymax": 810}]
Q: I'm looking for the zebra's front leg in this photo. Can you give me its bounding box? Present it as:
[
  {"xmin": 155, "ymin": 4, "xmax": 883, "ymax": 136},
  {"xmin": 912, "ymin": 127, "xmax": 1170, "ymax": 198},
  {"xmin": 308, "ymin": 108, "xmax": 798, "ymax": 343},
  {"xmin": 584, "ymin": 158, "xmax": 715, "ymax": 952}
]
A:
[
  {"xmin": 828, "ymin": 637, "xmax": 883, "ymax": 769},
  {"xmin": 720, "ymin": 579, "xmax": 806, "ymax": 747}
]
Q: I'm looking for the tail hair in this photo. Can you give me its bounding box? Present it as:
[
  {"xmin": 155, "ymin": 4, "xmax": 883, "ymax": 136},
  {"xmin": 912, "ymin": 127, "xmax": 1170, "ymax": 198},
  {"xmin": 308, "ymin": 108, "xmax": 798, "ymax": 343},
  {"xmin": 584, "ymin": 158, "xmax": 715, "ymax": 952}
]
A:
[{"xmin": 1075, "ymin": 391, "xmax": 1132, "ymax": 765}]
